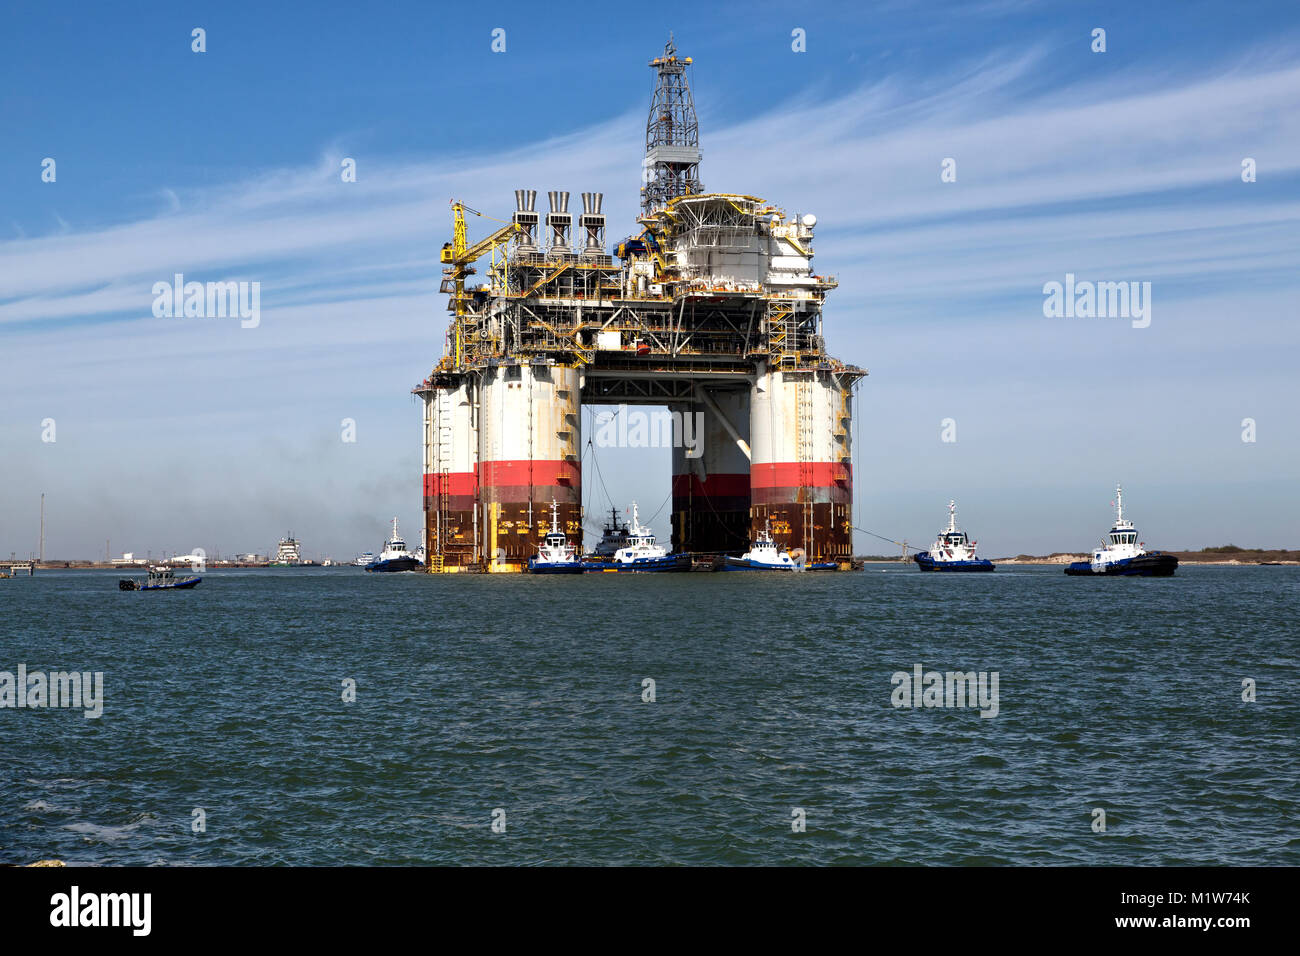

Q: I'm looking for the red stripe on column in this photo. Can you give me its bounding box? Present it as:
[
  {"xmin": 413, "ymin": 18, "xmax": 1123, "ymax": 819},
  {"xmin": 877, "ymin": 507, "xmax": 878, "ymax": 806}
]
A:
[
  {"xmin": 423, "ymin": 472, "xmax": 478, "ymax": 497},
  {"xmin": 750, "ymin": 462, "xmax": 851, "ymax": 489},
  {"xmin": 479, "ymin": 459, "xmax": 581, "ymax": 488}
]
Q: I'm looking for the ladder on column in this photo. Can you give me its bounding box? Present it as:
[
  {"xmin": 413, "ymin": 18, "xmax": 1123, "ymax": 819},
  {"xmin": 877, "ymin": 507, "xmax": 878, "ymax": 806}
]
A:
[
  {"xmin": 796, "ymin": 378, "xmax": 814, "ymax": 558},
  {"xmin": 434, "ymin": 392, "xmax": 454, "ymax": 568}
]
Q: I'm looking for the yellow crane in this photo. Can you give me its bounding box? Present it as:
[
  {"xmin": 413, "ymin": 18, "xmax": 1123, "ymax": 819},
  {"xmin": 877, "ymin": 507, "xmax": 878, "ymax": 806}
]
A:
[{"xmin": 441, "ymin": 200, "xmax": 519, "ymax": 365}]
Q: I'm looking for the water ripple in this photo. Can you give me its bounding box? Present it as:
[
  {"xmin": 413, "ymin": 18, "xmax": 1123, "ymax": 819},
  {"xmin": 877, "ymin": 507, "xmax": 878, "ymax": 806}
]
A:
[{"xmin": 1, "ymin": 565, "xmax": 1296, "ymax": 865}]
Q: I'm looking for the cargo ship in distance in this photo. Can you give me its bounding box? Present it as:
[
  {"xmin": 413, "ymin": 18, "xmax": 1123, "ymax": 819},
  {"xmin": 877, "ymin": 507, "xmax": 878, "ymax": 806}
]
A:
[
  {"xmin": 270, "ymin": 534, "xmax": 302, "ymax": 566},
  {"xmin": 1064, "ymin": 485, "xmax": 1178, "ymax": 577},
  {"xmin": 914, "ymin": 501, "xmax": 995, "ymax": 572}
]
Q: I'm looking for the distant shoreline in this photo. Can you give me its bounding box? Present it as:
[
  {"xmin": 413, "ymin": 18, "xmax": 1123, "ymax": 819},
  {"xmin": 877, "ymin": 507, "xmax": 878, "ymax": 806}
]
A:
[
  {"xmin": 7, "ymin": 550, "xmax": 1298, "ymax": 571},
  {"xmin": 1, "ymin": 561, "xmax": 340, "ymax": 570},
  {"xmin": 858, "ymin": 550, "xmax": 1299, "ymax": 566}
]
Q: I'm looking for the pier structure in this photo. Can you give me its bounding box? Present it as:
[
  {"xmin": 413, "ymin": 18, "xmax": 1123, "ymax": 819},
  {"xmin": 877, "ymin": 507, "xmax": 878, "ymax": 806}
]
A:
[{"xmin": 415, "ymin": 38, "xmax": 865, "ymax": 571}]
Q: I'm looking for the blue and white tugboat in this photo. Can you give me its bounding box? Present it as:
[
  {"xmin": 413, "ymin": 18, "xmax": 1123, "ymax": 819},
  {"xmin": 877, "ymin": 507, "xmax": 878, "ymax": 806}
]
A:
[
  {"xmin": 609, "ymin": 503, "xmax": 691, "ymax": 572},
  {"xmin": 364, "ymin": 518, "xmax": 422, "ymax": 572},
  {"xmin": 913, "ymin": 500, "xmax": 995, "ymax": 572},
  {"xmin": 1064, "ymin": 485, "xmax": 1178, "ymax": 577},
  {"xmin": 528, "ymin": 499, "xmax": 585, "ymax": 574},
  {"xmin": 714, "ymin": 520, "xmax": 806, "ymax": 571}
]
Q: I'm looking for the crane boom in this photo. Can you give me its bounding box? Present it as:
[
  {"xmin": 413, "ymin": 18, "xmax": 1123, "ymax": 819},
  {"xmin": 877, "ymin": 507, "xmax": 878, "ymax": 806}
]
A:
[
  {"xmin": 439, "ymin": 200, "xmax": 519, "ymax": 366},
  {"xmin": 441, "ymin": 200, "xmax": 518, "ymax": 265}
]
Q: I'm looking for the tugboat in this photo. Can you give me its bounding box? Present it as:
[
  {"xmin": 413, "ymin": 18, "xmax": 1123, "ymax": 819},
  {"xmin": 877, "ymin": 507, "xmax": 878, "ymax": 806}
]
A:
[
  {"xmin": 119, "ymin": 566, "xmax": 202, "ymax": 591},
  {"xmin": 1065, "ymin": 485, "xmax": 1178, "ymax": 577},
  {"xmin": 608, "ymin": 503, "xmax": 691, "ymax": 572},
  {"xmin": 714, "ymin": 520, "xmax": 806, "ymax": 571},
  {"xmin": 364, "ymin": 518, "xmax": 422, "ymax": 573},
  {"xmin": 583, "ymin": 508, "xmax": 630, "ymax": 562},
  {"xmin": 528, "ymin": 499, "xmax": 585, "ymax": 574},
  {"xmin": 914, "ymin": 500, "xmax": 995, "ymax": 572}
]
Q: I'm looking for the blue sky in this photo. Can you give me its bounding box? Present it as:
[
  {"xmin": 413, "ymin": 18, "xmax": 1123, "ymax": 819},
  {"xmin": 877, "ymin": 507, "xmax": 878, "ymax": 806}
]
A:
[{"xmin": 2, "ymin": 0, "xmax": 1298, "ymax": 559}]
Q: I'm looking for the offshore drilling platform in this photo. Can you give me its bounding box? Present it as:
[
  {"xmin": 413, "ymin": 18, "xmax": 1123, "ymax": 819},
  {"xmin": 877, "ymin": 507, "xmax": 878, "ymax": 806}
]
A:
[{"xmin": 414, "ymin": 38, "xmax": 866, "ymax": 572}]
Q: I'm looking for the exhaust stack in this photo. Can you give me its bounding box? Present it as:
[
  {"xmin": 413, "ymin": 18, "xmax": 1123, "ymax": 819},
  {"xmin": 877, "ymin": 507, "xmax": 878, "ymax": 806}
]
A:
[
  {"xmin": 580, "ymin": 191, "xmax": 606, "ymax": 256},
  {"xmin": 512, "ymin": 188, "xmax": 539, "ymax": 251},
  {"xmin": 547, "ymin": 190, "xmax": 572, "ymax": 254}
]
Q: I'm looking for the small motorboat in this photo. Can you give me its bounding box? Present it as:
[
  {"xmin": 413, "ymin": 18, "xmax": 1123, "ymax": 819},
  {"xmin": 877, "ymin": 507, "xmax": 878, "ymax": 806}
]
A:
[
  {"xmin": 1064, "ymin": 485, "xmax": 1178, "ymax": 577},
  {"xmin": 119, "ymin": 566, "xmax": 201, "ymax": 591}
]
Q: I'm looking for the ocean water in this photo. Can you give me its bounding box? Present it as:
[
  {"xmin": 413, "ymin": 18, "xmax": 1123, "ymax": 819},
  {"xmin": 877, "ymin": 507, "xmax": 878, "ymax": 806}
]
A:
[{"xmin": 2, "ymin": 565, "xmax": 1296, "ymax": 866}]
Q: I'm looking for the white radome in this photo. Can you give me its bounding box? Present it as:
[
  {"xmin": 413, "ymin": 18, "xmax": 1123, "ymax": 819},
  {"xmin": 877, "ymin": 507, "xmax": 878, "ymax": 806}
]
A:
[{"xmin": 801, "ymin": 213, "xmax": 817, "ymax": 227}]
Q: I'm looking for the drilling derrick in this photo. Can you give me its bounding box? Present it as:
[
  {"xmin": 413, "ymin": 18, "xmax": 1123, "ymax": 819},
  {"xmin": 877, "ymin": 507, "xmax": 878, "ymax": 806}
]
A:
[
  {"xmin": 415, "ymin": 38, "xmax": 866, "ymax": 572},
  {"xmin": 642, "ymin": 35, "xmax": 702, "ymax": 215}
]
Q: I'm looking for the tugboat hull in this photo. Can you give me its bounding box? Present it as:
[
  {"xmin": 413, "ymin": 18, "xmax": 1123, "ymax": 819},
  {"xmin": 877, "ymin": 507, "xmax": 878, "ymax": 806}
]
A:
[
  {"xmin": 364, "ymin": 557, "xmax": 421, "ymax": 573},
  {"xmin": 527, "ymin": 560, "xmax": 585, "ymax": 574},
  {"xmin": 914, "ymin": 554, "xmax": 995, "ymax": 572},
  {"xmin": 611, "ymin": 553, "xmax": 692, "ymax": 572},
  {"xmin": 1064, "ymin": 553, "xmax": 1178, "ymax": 577},
  {"xmin": 715, "ymin": 557, "xmax": 792, "ymax": 571},
  {"xmin": 712, "ymin": 555, "xmax": 838, "ymax": 571}
]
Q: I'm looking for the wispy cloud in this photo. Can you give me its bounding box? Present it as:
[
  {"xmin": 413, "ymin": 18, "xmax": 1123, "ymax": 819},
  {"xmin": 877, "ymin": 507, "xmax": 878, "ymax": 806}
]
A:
[
  {"xmin": 4, "ymin": 48, "xmax": 1297, "ymax": 329},
  {"xmin": 3, "ymin": 42, "xmax": 1298, "ymax": 555}
]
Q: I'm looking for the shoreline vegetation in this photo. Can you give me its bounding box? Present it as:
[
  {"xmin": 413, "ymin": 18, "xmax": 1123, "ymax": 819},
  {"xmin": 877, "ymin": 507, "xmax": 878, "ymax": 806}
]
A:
[{"xmin": 7, "ymin": 547, "xmax": 1298, "ymax": 569}]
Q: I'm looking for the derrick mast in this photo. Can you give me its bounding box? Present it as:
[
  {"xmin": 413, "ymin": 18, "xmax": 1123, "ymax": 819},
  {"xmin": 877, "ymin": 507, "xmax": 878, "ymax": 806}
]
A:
[{"xmin": 642, "ymin": 35, "xmax": 702, "ymax": 215}]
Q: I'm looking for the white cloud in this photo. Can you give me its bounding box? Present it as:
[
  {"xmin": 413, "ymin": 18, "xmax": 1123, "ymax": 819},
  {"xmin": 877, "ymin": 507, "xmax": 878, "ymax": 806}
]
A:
[{"xmin": 3, "ymin": 45, "xmax": 1298, "ymax": 555}]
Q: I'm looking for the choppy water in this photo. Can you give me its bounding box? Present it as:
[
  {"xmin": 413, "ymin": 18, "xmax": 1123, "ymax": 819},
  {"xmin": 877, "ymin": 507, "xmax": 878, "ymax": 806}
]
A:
[{"xmin": 2, "ymin": 565, "xmax": 1296, "ymax": 865}]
